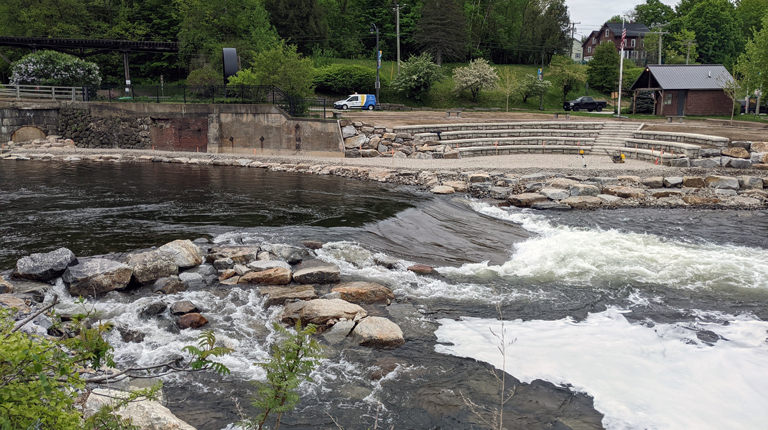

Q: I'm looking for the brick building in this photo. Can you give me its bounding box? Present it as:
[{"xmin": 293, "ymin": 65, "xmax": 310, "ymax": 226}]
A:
[
  {"xmin": 630, "ymin": 64, "xmax": 734, "ymax": 116},
  {"xmin": 582, "ymin": 23, "xmax": 650, "ymax": 63}
]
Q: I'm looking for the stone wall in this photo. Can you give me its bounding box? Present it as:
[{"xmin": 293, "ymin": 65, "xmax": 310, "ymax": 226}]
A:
[
  {"xmin": 58, "ymin": 108, "xmax": 152, "ymax": 149},
  {"xmin": 0, "ymin": 102, "xmax": 63, "ymax": 142}
]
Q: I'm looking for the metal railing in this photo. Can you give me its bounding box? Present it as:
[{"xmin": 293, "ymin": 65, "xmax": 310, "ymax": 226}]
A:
[{"xmin": 0, "ymin": 84, "xmax": 86, "ymax": 101}]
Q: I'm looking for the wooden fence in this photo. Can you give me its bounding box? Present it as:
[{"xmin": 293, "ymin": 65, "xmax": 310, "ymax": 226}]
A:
[{"xmin": 0, "ymin": 85, "xmax": 86, "ymax": 101}]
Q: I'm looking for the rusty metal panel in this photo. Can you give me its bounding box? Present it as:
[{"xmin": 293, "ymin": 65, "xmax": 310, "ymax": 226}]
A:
[{"xmin": 150, "ymin": 118, "xmax": 208, "ymax": 152}]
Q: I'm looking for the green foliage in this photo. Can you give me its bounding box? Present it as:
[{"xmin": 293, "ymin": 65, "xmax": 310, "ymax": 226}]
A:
[
  {"xmin": 227, "ymin": 70, "xmax": 260, "ymax": 86},
  {"xmin": 391, "ymin": 53, "xmax": 444, "ymax": 101},
  {"xmin": 313, "ymin": 64, "xmax": 377, "ymax": 94},
  {"xmin": 518, "ymin": 74, "xmax": 552, "ymax": 104},
  {"xmin": 587, "ymin": 42, "xmax": 620, "ymax": 94},
  {"xmin": 265, "ymin": 0, "xmax": 328, "ymax": 54},
  {"xmin": 607, "ymin": 15, "xmax": 623, "ymax": 23},
  {"xmin": 736, "ymin": 0, "xmax": 768, "ymax": 39},
  {"xmin": 634, "ymin": 90, "xmax": 655, "ymax": 114},
  {"xmin": 453, "ymin": 59, "xmax": 499, "ymax": 102},
  {"xmin": 243, "ymin": 321, "xmax": 324, "ymax": 430},
  {"xmin": 548, "ymin": 55, "xmax": 587, "ymax": 103},
  {"xmin": 244, "ymin": 43, "xmax": 316, "ymax": 97},
  {"xmin": 497, "ymin": 67, "xmax": 518, "ymax": 112},
  {"xmin": 187, "ymin": 66, "xmax": 224, "ymax": 86},
  {"xmin": 414, "ymin": 0, "xmax": 466, "ymax": 65},
  {"xmin": 622, "ymin": 67, "xmax": 643, "ymax": 97},
  {"xmin": 736, "ymin": 14, "xmax": 768, "ymax": 94},
  {"xmin": 182, "ymin": 330, "xmax": 234, "ymax": 375},
  {"xmin": 633, "ymin": 0, "xmax": 675, "ymax": 28},
  {"xmin": 681, "ymin": 0, "xmax": 742, "ymax": 66},
  {"xmin": 10, "ymin": 51, "xmax": 102, "ymax": 88}
]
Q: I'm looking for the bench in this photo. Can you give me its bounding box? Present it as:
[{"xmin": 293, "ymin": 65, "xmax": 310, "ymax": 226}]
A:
[
  {"xmin": 666, "ymin": 115, "xmax": 685, "ymax": 123},
  {"xmin": 553, "ymin": 112, "xmax": 571, "ymax": 119},
  {"xmin": 332, "ymin": 111, "xmax": 343, "ymax": 119},
  {"xmin": 446, "ymin": 109, "xmax": 463, "ymax": 118}
]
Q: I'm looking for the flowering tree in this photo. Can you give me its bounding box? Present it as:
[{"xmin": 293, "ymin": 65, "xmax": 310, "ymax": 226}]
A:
[
  {"xmin": 453, "ymin": 58, "xmax": 499, "ymax": 102},
  {"xmin": 10, "ymin": 51, "xmax": 101, "ymax": 88}
]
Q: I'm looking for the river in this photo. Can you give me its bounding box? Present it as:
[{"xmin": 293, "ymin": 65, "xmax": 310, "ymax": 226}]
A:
[{"xmin": 2, "ymin": 160, "xmax": 768, "ymax": 430}]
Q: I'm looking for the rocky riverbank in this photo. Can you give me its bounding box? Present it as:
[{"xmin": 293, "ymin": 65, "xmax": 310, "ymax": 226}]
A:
[{"xmin": 2, "ymin": 148, "xmax": 766, "ymax": 210}]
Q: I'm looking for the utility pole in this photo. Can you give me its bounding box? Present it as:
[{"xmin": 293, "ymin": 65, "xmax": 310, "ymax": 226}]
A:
[
  {"xmin": 648, "ymin": 27, "xmax": 669, "ymax": 65},
  {"xmin": 681, "ymin": 39, "xmax": 697, "ymax": 64},
  {"xmin": 370, "ymin": 23, "xmax": 381, "ymax": 108},
  {"xmin": 394, "ymin": 2, "xmax": 402, "ymax": 75},
  {"xmin": 539, "ymin": 51, "xmax": 545, "ymax": 110},
  {"xmin": 568, "ymin": 21, "xmax": 580, "ymax": 60}
]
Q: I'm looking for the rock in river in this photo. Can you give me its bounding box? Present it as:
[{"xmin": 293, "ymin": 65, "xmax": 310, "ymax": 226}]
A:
[
  {"xmin": 127, "ymin": 250, "xmax": 178, "ymax": 284},
  {"xmin": 152, "ymin": 276, "xmax": 187, "ymax": 295},
  {"xmin": 238, "ymin": 267, "xmax": 292, "ymax": 285},
  {"xmin": 158, "ymin": 240, "xmax": 203, "ymax": 269},
  {"xmin": 177, "ymin": 313, "xmax": 208, "ymax": 329},
  {"xmin": 351, "ymin": 316, "xmax": 405, "ymax": 348},
  {"xmin": 332, "ymin": 282, "xmax": 394, "ymax": 304},
  {"xmin": 63, "ymin": 259, "xmax": 132, "ymax": 297},
  {"xmin": 85, "ymin": 388, "xmax": 195, "ymax": 430},
  {"xmin": 281, "ymin": 299, "xmax": 367, "ymax": 326},
  {"xmin": 292, "ymin": 265, "xmax": 341, "ymax": 284},
  {"xmin": 13, "ymin": 247, "xmax": 77, "ymax": 282},
  {"xmin": 170, "ymin": 300, "xmax": 199, "ymax": 315},
  {"xmin": 259, "ymin": 285, "xmax": 317, "ymax": 307}
]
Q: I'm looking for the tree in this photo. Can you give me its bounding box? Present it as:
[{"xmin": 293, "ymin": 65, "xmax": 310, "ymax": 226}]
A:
[
  {"xmin": 265, "ymin": 0, "xmax": 328, "ymax": 54},
  {"xmin": 391, "ymin": 53, "xmax": 444, "ymax": 101},
  {"xmin": 548, "ymin": 55, "xmax": 586, "ymax": 103},
  {"xmin": 736, "ymin": 0, "xmax": 768, "ymax": 39},
  {"xmin": 453, "ymin": 58, "xmax": 498, "ymax": 102},
  {"xmin": 244, "ymin": 42, "xmax": 316, "ymax": 97},
  {"xmin": 586, "ymin": 42, "xmax": 620, "ymax": 93},
  {"xmin": 413, "ymin": 0, "xmax": 466, "ymax": 65},
  {"xmin": 244, "ymin": 322, "xmax": 323, "ymax": 430},
  {"xmin": 718, "ymin": 72, "xmax": 740, "ymax": 124},
  {"xmin": 10, "ymin": 51, "xmax": 101, "ymax": 88},
  {"xmin": 735, "ymin": 15, "xmax": 768, "ymax": 101},
  {"xmin": 681, "ymin": 0, "xmax": 742, "ymax": 66},
  {"xmin": 633, "ymin": 0, "xmax": 675, "ymax": 28},
  {"xmin": 497, "ymin": 67, "xmax": 518, "ymax": 112},
  {"xmin": 608, "ymin": 15, "xmax": 624, "ymax": 23},
  {"xmin": 664, "ymin": 29, "xmax": 699, "ymax": 64},
  {"xmin": 518, "ymin": 74, "xmax": 552, "ymax": 103}
]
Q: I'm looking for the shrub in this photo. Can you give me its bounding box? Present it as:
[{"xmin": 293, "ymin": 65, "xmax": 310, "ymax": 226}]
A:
[
  {"xmin": 187, "ymin": 66, "xmax": 224, "ymax": 87},
  {"xmin": 10, "ymin": 50, "xmax": 101, "ymax": 88},
  {"xmin": 453, "ymin": 58, "xmax": 498, "ymax": 102},
  {"xmin": 634, "ymin": 90, "xmax": 655, "ymax": 114},
  {"xmin": 313, "ymin": 64, "xmax": 377, "ymax": 95},
  {"xmin": 391, "ymin": 53, "xmax": 443, "ymax": 101},
  {"xmin": 518, "ymin": 74, "xmax": 552, "ymax": 104},
  {"xmin": 246, "ymin": 42, "xmax": 316, "ymax": 98}
]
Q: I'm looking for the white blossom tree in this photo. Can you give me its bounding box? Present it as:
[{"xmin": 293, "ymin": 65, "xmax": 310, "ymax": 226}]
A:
[{"xmin": 453, "ymin": 58, "xmax": 499, "ymax": 102}]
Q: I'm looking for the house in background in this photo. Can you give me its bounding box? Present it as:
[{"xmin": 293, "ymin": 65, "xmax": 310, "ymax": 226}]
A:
[
  {"xmin": 570, "ymin": 38, "xmax": 583, "ymax": 62},
  {"xmin": 582, "ymin": 22, "xmax": 650, "ymax": 63},
  {"xmin": 630, "ymin": 64, "xmax": 734, "ymax": 116}
]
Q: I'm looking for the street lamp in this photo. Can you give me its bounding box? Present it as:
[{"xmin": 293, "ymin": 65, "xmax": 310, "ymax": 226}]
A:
[{"xmin": 370, "ymin": 23, "xmax": 380, "ymax": 109}]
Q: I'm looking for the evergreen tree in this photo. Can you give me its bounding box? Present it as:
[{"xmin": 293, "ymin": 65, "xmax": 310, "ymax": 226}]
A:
[
  {"xmin": 413, "ymin": 0, "xmax": 466, "ymax": 65},
  {"xmin": 586, "ymin": 42, "xmax": 620, "ymax": 94}
]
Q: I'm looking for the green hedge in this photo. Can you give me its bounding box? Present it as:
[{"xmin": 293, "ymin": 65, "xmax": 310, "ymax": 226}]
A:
[{"xmin": 314, "ymin": 64, "xmax": 380, "ymax": 95}]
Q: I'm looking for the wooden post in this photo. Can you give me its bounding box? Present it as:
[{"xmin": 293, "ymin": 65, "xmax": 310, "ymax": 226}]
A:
[
  {"xmin": 632, "ymin": 89, "xmax": 638, "ymax": 115},
  {"xmin": 659, "ymin": 90, "xmax": 664, "ymax": 116}
]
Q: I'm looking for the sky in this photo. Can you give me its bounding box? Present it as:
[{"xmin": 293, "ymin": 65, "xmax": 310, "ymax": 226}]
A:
[{"xmin": 567, "ymin": 0, "xmax": 679, "ymax": 39}]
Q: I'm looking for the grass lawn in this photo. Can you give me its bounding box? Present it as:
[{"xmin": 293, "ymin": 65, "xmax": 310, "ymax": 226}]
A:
[{"xmin": 318, "ymin": 58, "xmax": 613, "ymax": 112}]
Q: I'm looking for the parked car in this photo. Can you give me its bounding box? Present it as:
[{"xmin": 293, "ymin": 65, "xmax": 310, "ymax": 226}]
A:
[
  {"xmin": 333, "ymin": 94, "xmax": 377, "ymax": 110},
  {"xmin": 563, "ymin": 96, "xmax": 607, "ymax": 112}
]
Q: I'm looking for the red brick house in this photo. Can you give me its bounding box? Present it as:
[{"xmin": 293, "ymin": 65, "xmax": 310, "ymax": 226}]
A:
[
  {"xmin": 630, "ymin": 64, "xmax": 734, "ymax": 116},
  {"xmin": 582, "ymin": 23, "xmax": 650, "ymax": 63}
]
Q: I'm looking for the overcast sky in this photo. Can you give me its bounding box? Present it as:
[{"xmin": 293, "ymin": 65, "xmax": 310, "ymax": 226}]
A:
[{"xmin": 567, "ymin": 0, "xmax": 680, "ymax": 38}]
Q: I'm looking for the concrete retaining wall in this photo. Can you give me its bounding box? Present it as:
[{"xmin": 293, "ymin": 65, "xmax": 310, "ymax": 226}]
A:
[{"xmin": 0, "ymin": 101, "xmax": 343, "ymax": 156}]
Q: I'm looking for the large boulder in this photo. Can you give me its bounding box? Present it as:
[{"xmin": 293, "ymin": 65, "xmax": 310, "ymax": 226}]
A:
[
  {"xmin": 13, "ymin": 247, "xmax": 77, "ymax": 282},
  {"xmin": 539, "ymin": 188, "xmax": 570, "ymax": 200},
  {"xmin": 177, "ymin": 313, "xmax": 208, "ymax": 329},
  {"xmin": 602, "ymin": 186, "xmax": 645, "ymax": 199},
  {"xmin": 259, "ymin": 285, "xmax": 317, "ymax": 307},
  {"xmin": 248, "ymin": 260, "xmax": 291, "ymax": 272},
  {"xmin": 351, "ymin": 317, "xmax": 405, "ymax": 348},
  {"xmin": 705, "ymin": 176, "xmax": 739, "ymax": 190},
  {"xmin": 127, "ymin": 251, "xmax": 178, "ymax": 285},
  {"xmin": 152, "ymin": 276, "xmax": 187, "ymax": 295},
  {"xmin": 332, "ymin": 282, "xmax": 394, "ymax": 304},
  {"xmin": 739, "ymin": 176, "xmax": 764, "ymax": 190},
  {"xmin": 682, "ymin": 177, "xmax": 706, "ymax": 188},
  {"xmin": 238, "ymin": 267, "xmax": 292, "ymax": 285},
  {"xmin": 157, "ymin": 240, "xmax": 202, "ymax": 269},
  {"xmin": 63, "ymin": 259, "xmax": 132, "ymax": 297},
  {"xmin": 508, "ymin": 193, "xmax": 547, "ymax": 207},
  {"xmin": 569, "ymin": 184, "xmax": 599, "ymax": 197},
  {"xmin": 85, "ymin": 389, "xmax": 195, "ymax": 430},
  {"xmin": 751, "ymin": 142, "xmax": 768, "ymax": 152},
  {"xmin": 281, "ymin": 299, "xmax": 367, "ymax": 326},
  {"xmin": 170, "ymin": 300, "xmax": 199, "ymax": 315},
  {"xmin": 206, "ymin": 246, "xmax": 259, "ymax": 264},
  {"xmin": 261, "ymin": 244, "xmax": 308, "ymax": 264},
  {"xmin": 292, "ymin": 265, "xmax": 341, "ymax": 284},
  {"xmin": 560, "ymin": 196, "xmax": 602, "ymax": 209},
  {"xmin": 641, "ymin": 177, "xmax": 664, "ymax": 188},
  {"xmin": 323, "ymin": 320, "xmax": 356, "ymax": 345},
  {"xmin": 721, "ymin": 147, "xmax": 750, "ymax": 159},
  {"xmin": 139, "ymin": 302, "xmax": 167, "ymax": 319},
  {"xmin": 430, "ymin": 185, "xmax": 455, "ymax": 194}
]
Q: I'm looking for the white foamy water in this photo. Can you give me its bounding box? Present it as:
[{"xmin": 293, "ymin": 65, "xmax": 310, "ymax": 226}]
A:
[
  {"xmin": 436, "ymin": 201, "xmax": 768, "ymax": 290},
  {"xmin": 435, "ymin": 308, "xmax": 768, "ymax": 430}
]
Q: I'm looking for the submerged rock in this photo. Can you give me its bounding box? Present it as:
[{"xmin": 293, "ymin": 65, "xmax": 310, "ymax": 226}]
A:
[
  {"xmin": 13, "ymin": 247, "xmax": 77, "ymax": 282},
  {"xmin": 407, "ymin": 264, "xmax": 434, "ymax": 275},
  {"xmin": 351, "ymin": 316, "xmax": 405, "ymax": 348},
  {"xmin": 63, "ymin": 259, "xmax": 132, "ymax": 297}
]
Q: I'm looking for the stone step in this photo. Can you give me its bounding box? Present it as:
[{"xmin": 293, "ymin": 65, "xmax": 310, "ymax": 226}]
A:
[
  {"xmin": 624, "ymin": 138, "xmax": 701, "ymax": 158},
  {"xmin": 440, "ymin": 137, "xmax": 596, "ymax": 148},
  {"xmin": 414, "ymin": 129, "xmax": 599, "ymax": 140},
  {"xmin": 458, "ymin": 144, "xmax": 593, "ymax": 157},
  {"xmin": 392, "ymin": 122, "xmax": 605, "ymax": 134}
]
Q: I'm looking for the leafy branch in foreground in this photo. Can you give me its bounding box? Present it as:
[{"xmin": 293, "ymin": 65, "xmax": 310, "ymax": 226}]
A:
[
  {"xmin": 0, "ymin": 297, "xmax": 233, "ymax": 429},
  {"xmin": 242, "ymin": 321, "xmax": 324, "ymax": 430}
]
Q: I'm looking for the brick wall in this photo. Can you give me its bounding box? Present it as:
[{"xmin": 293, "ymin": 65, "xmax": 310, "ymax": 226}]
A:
[{"xmin": 684, "ymin": 90, "xmax": 732, "ymax": 116}]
